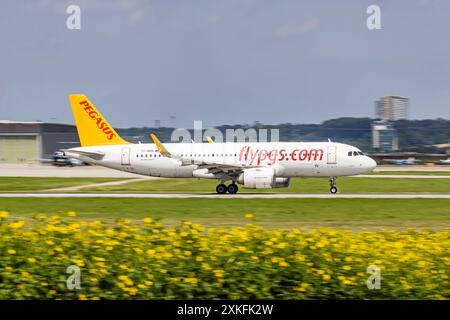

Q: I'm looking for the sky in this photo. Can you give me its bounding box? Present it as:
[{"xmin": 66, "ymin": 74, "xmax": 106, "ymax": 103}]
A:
[{"xmin": 1, "ymin": 0, "xmax": 449, "ymax": 128}]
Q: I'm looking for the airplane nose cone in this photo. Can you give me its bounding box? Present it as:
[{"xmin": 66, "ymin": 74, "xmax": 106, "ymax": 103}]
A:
[{"xmin": 367, "ymin": 157, "xmax": 377, "ymax": 172}]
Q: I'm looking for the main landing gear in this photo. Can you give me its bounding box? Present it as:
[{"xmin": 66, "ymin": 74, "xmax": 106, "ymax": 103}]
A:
[
  {"xmin": 329, "ymin": 177, "xmax": 338, "ymax": 194},
  {"xmin": 216, "ymin": 183, "xmax": 239, "ymax": 194}
]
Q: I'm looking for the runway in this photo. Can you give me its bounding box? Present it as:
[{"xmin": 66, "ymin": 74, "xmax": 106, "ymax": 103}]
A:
[
  {"xmin": 0, "ymin": 164, "xmax": 449, "ymax": 178},
  {"xmin": 0, "ymin": 193, "xmax": 449, "ymax": 199}
]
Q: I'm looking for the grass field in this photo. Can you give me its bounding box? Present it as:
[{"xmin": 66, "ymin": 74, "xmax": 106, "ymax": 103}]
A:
[
  {"xmin": 370, "ymin": 171, "xmax": 450, "ymax": 176},
  {"xmin": 0, "ymin": 177, "xmax": 126, "ymax": 192},
  {"xmin": 2, "ymin": 197, "xmax": 449, "ymax": 229},
  {"xmin": 0, "ymin": 176, "xmax": 449, "ymax": 194},
  {"xmin": 84, "ymin": 177, "xmax": 450, "ymax": 194}
]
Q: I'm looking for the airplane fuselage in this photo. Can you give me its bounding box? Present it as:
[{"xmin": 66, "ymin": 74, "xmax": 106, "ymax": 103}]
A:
[{"xmin": 66, "ymin": 141, "xmax": 377, "ymax": 179}]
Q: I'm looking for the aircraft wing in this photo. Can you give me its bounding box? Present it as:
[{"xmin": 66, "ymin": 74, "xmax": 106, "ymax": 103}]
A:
[{"xmin": 194, "ymin": 161, "xmax": 257, "ymax": 175}]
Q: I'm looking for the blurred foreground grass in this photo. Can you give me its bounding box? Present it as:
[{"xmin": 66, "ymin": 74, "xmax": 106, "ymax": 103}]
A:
[{"xmin": 0, "ymin": 212, "xmax": 448, "ymax": 299}]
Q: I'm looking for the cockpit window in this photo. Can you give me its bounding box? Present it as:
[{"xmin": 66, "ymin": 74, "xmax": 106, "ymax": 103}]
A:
[
  {"xmin": 348, "ymin": 151, "xmax": 352, "ymax": 156},
  {"xmin": 358, "ymin": 151, "xmax": 364, "ymax": 156},
  {"xmin": 353, "ymin": 151, "xmax": 359, "ymax": 156}
]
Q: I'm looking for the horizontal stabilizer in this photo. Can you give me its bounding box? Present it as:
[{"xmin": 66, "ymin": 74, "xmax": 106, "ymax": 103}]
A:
[{"xmin": 61, "ymin": 149, "xmax": 105, "ymax": 161}]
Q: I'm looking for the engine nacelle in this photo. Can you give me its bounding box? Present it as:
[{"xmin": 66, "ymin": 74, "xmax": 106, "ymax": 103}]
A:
[
  {"xmin": 192, "ymin": 168, "xmax": 216, "ymax": 179},
  {"xmin": 237, "ymin": 168, "xmax": 275, "ymax": 189},
  {"xmin": 272, "ymin": 177, "xmax": 291, "ymax": 188}
]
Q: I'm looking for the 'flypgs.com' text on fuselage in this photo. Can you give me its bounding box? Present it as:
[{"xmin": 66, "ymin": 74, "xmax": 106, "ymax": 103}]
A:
[
  {"xmin": 238, "ymin": 146, "xmax": 324, "ymax": 166},
  {"xmin": 63, "ymin": 94, "xmax": 377, "ymax": 194}
]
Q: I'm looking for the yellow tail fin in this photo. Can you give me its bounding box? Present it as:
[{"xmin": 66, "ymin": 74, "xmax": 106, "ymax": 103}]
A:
[{"xmin": 69, "ymin": 94, "xmax": 129, "ymax": 147}]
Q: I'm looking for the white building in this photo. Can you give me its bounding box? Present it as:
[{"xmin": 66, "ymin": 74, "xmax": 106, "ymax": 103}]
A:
[
  {"xmin": 375, "ymin": 96, "xmax": 409, "ymax": 121},
  {"xmin": 372, "ymin": 120, "xmax": 399, "ymax": 151}
]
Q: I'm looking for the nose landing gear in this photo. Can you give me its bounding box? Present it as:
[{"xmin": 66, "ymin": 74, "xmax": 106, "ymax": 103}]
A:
[{"xmin": 329, "ymin": 177, "xmax": 338, "ymax": 194}]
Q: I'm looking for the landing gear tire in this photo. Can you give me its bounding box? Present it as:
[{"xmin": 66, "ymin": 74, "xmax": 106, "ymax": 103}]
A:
[
  {"xmin": 216, "ymin": 184, "xmax": 227, "ymax": 194},
  {"xmin": 227, "ymin": 183, "xmax": 239, "ymax": 194},
  {"xmin": 329, "ymin": 176, "xmax": 338, "ymax": 194}
]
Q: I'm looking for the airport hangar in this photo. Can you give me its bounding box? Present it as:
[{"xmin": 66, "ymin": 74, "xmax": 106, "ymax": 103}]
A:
[{"xmin": 0, "ymin": 121, "xmax": 80, "ymax": 164}]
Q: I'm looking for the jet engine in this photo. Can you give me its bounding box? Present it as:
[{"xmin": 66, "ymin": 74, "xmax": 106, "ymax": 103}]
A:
[
  {"xmin": 237, "ymin": 168, "xmax": 275, "ymax": 188},
  {"xmin": 237, "ymin": 168, "xmax": 289, "ymax": 189},
  {"xmin": 272, "ymin": 177, "xmax": 291, "ymax": 188}
]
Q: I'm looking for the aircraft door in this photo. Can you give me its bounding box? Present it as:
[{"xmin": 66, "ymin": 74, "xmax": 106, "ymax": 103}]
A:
[
  {"xmin": 327, "ymin": 145, "xmax": 337, "ymax": 164},
  {"xmin": 121, "ymin": 147, "xmax": 131, "ymax": 166}
]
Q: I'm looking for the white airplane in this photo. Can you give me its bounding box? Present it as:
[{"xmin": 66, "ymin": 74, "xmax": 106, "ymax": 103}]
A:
[
  {"xmin": 387, "ymin": 157, "xmax": 416, "ymax": 166},
  {"xmin": 61, "ymin": 95, "xmax": 377, "ymax": 194},
  {"xmin": 437, "ymin": 157, "xmax": 450, "ymax": 165}
]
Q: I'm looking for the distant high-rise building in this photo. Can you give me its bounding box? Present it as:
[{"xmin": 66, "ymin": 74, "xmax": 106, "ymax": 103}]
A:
[
  {"xmin": 375, "ymin": 96, "xmax": 409, "ymax": 121},
  {"xmin": 372, "ymin": 120, "xmax": 399, "ymax": 151},
  {"xmin": 169, "ymin": 116, "xmax": 176, "ymax": 127}
]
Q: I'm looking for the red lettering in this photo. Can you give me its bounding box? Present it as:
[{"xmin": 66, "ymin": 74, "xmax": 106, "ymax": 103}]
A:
[
  {"xmin": 278, "ymin": 149, "xmax": 286, "ymax": 161},
  {"xmin": 88, "ymin": 111, "xmax": 98, "ymax": 119},
  {"xmin": 249, "ymin": 149, "xmax": 259, "ymax": 165},
  {"xmin": 268, "ymin": 150, "xmax": 278, "ymax": 165},
  {"xmin": 308, "ymin": 149, "xmax": 324, "ymax": 161},
  {"xmin": 239, "ymin": 146, "xmax": 247, "ymax": 162},
  {"xmin": 291, "ymin": 149, "xmax": 299, "ymax": 161},
  {"xmin": 81, "ymin": 101, "xmax": 117, "ymax": 141},
  {"xmin": 102, "ymin": 127, "xmax": 113, "ymax": 134},
  {"xmin": 257, "ymin": 150, "xmax": 267, "ymax": 165},
  {"xmin": 299, "ymin": 149, "xmax": 308, "ymax": 161}
]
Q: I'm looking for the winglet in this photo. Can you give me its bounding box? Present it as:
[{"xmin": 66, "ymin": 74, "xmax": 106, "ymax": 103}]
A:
[{"xmin": 150, "ymin": 133, "xmax": 171, "ymax": 157}]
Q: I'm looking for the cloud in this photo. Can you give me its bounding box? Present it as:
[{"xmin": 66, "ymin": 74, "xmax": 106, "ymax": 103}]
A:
[{"xmin": 273, "ymin": 17, "xmax": 320, "ymax": 38}]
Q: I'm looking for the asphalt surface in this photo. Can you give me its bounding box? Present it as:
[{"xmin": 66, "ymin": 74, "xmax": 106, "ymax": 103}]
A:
[
  {"xmin": 0, "ymin": 164, "xmax": 143, "ymax": 178},
  {"xmin": 0, "ymin": 193, "xmax": 449, "ymax": 198},
  {"xmin": 0, "ymin": 164, "xmax": 449, "ymax": 178}
]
